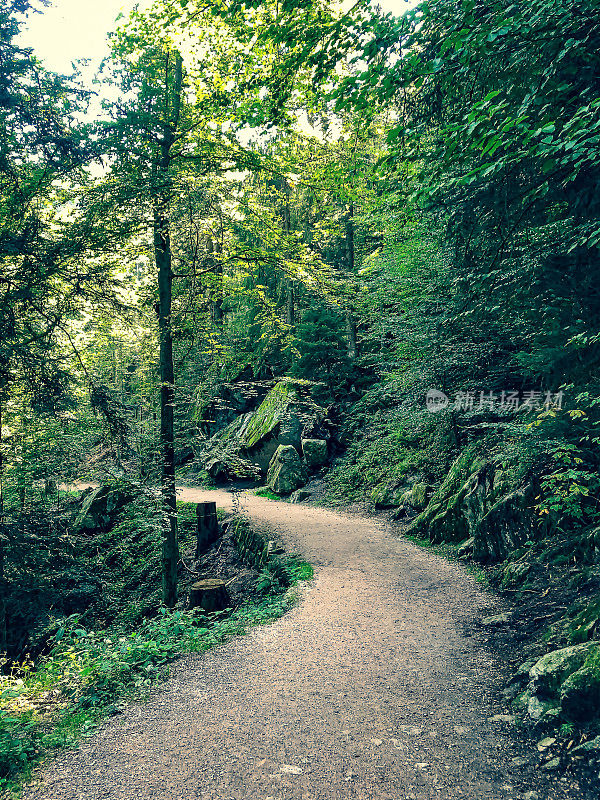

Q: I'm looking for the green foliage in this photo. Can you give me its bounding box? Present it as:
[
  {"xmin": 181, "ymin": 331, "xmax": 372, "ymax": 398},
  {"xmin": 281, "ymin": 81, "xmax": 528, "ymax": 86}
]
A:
[
  {"xmin": 0, "ymin": 580, "xmax": 308, "ymax": 791},
  {"xmin": 254, "ymin": 487, "xmax": 281, "ymax": 500},
  {"xmin": 291, "ymin": 308, "xmax": 351, "ymax": 396}
]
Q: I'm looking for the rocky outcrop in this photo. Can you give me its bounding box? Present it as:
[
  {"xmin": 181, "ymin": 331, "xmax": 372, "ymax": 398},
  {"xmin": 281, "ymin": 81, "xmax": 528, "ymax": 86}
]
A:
[
  {"xmin": 301, "ymin": 438, "xmax": 328, "ymax": 471},
  {"xmin": 267, "ymin": 445, "xmax": 307, "ymax": 495},
  {"xmin": 408, "ymin": 444, "xmax": 538, "ymax": 562},
  {"xmin": 473, "ymin": 488, "xmax": 534, "ymax": 562},
  {"xmin": 197, "ymin": 379, "xmax": 328, "ymax": 481},
  {"xmin": 409, "ymin": 445, "xmax": 489, "ymax": 543},
  {"xmin": 511, "ymin": 642, "xmax": 600, "ymax": 723},
  {"xmin": 73, "ymin": 485, "xmax": 132, "ymax": 534},
  {"xmin": 198, "ymin": 379, "xmax": 276, "ymax": 435},
  {"xmin": 290, "ymin": 489, "xmax": 311, "ymax": 503}
]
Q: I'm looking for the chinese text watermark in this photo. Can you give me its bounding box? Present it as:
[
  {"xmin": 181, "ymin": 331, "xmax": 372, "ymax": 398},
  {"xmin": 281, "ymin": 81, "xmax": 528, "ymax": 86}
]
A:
[{"xmin": 425, "ymin": 389, "xmax": 564, "ymax": 413}]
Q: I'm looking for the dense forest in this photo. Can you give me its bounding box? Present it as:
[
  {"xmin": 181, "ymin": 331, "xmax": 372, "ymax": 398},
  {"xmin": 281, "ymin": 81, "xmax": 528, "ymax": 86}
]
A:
[{"xmin": 2, "ymin": 0, "xmax": 600, "ymax": 793}]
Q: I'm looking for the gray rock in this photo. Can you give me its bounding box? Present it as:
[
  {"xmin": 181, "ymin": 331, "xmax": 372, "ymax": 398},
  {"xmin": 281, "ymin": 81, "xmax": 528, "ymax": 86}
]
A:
[
  {"xmin": 523, "ymin": 792, "xmax": 540, "ymax": 800},
  {"xmin": 541, "ymin": 757, "xmax": 560, "ymax": 771},
  {"xmin": 290, "ymin": 489, "xmax": 311, "ymax": 504},
  {"xmin": 267, "ymin": 445, "xmax": 307, "ymax": 495},
  {"xmin": 527, "ymin": 696, "xmax": 558, "ymax": 720},
  {"xmin": 571, "ymin": 735, "xmax": 600, "ymax": 756},
  {"xmin": 482, "ymin": 612, "xmax": 512, "ymax": 626},
  {"xmin": 537, "ymin": 736, "xmax": 556, "ymax": 750},
  {"xmin": 73, "ymin": 485, "xmax": 132, "ymax": 533},
  {"xmin": 529, "ymin": 642, "xmax": 597, "ymax": 696},
  {"xmin": 301, "ymin": 438, "xmax": 328, "ymax": 470}
]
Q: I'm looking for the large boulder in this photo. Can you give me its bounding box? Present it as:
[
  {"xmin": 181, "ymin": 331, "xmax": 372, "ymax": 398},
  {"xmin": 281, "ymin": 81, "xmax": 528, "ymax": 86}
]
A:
[
  {"xmin": 408, "ymin": 444, "xmax": 539, "ymax": 560},
  {"xmin": 266, "ymin": 445, "xmax": 307, "ymax": 495},
  {"xmin": 301, "ymin": 438, "xmax": 328, "ymax": 471},
  {"xmin": 198, "ymin": 379, "xmax": 276, "ymax": 435},
  {"xmin": 198, "ymin": 379, "xmax": 328, "ymax": 479},
  {"xmin": 408, "ymin": 445, "xmax": 488, "ymax": 542},
  {"xmin": 516, "ymin": 642, "xmax": 600, "ymax": 722},
  {"xmin": 529, "ymin": 643, "xmax": 596, "ymax": 697},
  {"xmin": 560, "ymin": 659, "xmax": 600, "ymax": 722},
  {"xmin": 73, "ymin": 485, "xmax": 132, "ymax": 534}
]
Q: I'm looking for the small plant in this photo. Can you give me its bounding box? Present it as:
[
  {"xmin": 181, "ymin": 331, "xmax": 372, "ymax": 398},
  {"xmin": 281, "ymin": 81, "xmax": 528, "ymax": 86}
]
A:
[
  {"xmin": 254, "ymin": 487, "xmax": 281, "ymax": 500},
  {"xmin": 559, "ymin": 722, "xmax": 575, "ymax": 737},
  {"xmin": 284, "ymin": 556, "xmax": 314, "ymax": 583},
  {"xmin": 255, "ymin": 567, "xmax": 284, "ymax": 595}
]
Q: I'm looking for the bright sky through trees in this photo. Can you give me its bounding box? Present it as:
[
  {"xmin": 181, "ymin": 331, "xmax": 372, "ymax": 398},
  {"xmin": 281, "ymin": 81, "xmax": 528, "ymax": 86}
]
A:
[{"xmin": 21, "ymin": 0, "xmax": 419, "ymax": 73}]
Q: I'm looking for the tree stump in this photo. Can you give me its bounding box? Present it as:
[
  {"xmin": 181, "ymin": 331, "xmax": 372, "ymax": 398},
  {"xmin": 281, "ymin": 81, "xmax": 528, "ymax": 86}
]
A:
[
  {"xmin": 196, "ymin": 501, "xmax": 219, "ymax": 558},
  {"xmin": 189, "ymin": 579, "xmax": 230, "ymax": 612}
]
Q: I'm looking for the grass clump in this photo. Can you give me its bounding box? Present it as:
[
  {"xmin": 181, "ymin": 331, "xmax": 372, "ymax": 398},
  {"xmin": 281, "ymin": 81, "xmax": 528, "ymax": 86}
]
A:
[{"xmin": 254, "ymin": 487, "xmax": 281, "ymax": 500}]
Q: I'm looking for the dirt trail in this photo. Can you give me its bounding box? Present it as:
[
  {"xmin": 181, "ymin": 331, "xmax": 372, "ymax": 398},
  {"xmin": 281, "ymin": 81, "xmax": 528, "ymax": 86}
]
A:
[{"xmin": 24, "ymin": 489, "xmax": 587, "ymax": 800}]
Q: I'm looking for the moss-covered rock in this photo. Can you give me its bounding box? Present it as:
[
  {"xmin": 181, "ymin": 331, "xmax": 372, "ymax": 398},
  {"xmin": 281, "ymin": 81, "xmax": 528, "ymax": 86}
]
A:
[
  {"xmin": 473, "ymin": 487, "xmax": 535, "ymax": 563},
  {"xmin": 407, "ymin": 441, "xmax": 539, "ymax": 561},
  {"xmin": 408, "ymin": 444, "xmax": 488, "ymax": 542},
  {"xmin": 301, "ymin": 438, "xmax": 328, "ymax": 471},
  {"xmin": 73, "ymin": 485, "xmax": 133, "ymax": 534},
  {"xmin": 560, "ymin": 647, "xmax": 600, "ymax": 722},
  {"xmin": 198, "ymin": 379, "xmax": 327, "ymax": 478},
  {"xmin": 529, "ymin": 642, "xmax": 597, "ymax": 697},
  {"xmin": 267, "ymin": 445, "xmax": 307, "ymax": 495}
]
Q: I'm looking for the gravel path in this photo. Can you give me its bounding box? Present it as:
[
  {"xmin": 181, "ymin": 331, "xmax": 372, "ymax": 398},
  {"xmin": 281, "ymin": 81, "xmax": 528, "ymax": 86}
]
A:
[{"xmin": 23, "ymin": 489, "xmax": 588, "ymax": 800}]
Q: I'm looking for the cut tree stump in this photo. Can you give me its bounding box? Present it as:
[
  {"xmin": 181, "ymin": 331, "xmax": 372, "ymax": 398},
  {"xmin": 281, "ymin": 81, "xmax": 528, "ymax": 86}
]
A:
[
  {"xmin": 189, "ymin": 579, "xmax": 230, "ymax": 612},
  {"xmin": 196, "ymin": 501, "xmax": 219, "ymax": 557}
]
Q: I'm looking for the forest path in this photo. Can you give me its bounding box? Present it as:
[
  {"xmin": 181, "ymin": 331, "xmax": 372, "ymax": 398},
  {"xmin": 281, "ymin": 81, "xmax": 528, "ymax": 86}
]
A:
[{"xmin": 24, "ymin": 488, "xmax": 582, "ymax": 800}]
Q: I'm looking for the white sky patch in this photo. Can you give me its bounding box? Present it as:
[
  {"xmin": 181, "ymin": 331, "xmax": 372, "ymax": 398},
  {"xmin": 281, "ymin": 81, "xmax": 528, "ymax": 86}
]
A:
[{"xmin": 20, "ymin": 0, "xmax": 421, "ymax": 74}]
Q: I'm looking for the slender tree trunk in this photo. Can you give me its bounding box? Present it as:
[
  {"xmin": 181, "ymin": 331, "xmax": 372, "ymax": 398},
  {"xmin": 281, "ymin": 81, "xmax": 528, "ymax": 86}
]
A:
[
  {"xmin": 282, "ymin": 185, "xmax": 295, "ymax": 328},
  {"xmin": 208, "ymin": 237, "xmax": 224, "ymax": 324},
  {"xmin": 153, "ymin": 50, "xmax": 183, "ymax": 609},
  {"xmin": 286, "ymin": 282, "xmax": 295, "ymax": 327},
  {"xmin": 346, "ymin": 312, "xmax": 358, "ymax": 360},
  {"xmin": 0, "ymin": 399, "xmax": 6, "ymax": 653},
  {"xmin": 345, "ymin": 202, "xmax": 358, "ymax": 359},
  {"xmin": 155, "ymin": 205, "xmax": 179, "ymax": 608}
]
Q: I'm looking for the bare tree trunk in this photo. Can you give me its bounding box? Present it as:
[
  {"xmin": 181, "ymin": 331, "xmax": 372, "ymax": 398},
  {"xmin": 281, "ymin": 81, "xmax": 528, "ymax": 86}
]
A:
[
  {"xmin": 286, "ymin": 282, "xmax": 295, "ymax": 327},
  {"xmin": 155, "ymin": 205, "xmax": 179, "ymax": 608},
  {"xmin": 346, "ymin": 312, "xmax": 358, "ymax": 360},
  {"xmin": 0, "ymin": 399, "xmax": 6, "ymax": 652},
  {"xmin": 345, "ymin": 202, "xmax": 358, "ymax": 359},
  {"xmin": 153, "ymin": 50, "xmax": 183, "ymax": 609},
  {"xmin": 284, "ymin": 185, "xmax": 295, "ymax": 322},
  {"xmin": 208, "ymin": 236, "xmax": 224, "ymax": 324}
]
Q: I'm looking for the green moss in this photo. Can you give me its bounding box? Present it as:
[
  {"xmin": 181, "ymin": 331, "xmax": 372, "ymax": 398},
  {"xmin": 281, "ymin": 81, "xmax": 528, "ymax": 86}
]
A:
[
  {"xmin": 568, "ymin": 596, "xmax": 600, "ymax": 644},
  {"xmin": 241, "ymin": 380, "xmax": 297, "ymax": 449}
]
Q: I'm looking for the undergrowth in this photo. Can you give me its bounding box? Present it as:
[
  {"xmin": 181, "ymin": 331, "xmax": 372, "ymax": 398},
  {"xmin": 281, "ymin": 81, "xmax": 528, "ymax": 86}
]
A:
[{"xmin": 0, "ymin": 505, "xmax": 312, "ymax": 798}]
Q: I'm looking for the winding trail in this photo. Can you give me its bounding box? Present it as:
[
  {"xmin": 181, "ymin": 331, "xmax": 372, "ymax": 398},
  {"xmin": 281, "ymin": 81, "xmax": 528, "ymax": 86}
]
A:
[{"xmin": 24, "ymin": 489, "xmax": 585, "ymax": 800}]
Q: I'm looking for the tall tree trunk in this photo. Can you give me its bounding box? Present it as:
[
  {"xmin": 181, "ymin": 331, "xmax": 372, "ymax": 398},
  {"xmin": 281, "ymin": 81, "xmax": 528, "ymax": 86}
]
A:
[
  {"xmin": 153, "ymin": 50, "xmax": 183, "ymax": 609},
  {"xmin": 155, "ymin": 205, "xmax": 179, "ymax": 608},
  {"xmin": 282, "ymin": 184, "xmax": 295, "ymax": 328},
  {"xmin": 208, "ymin": 236, "xmax": 224, "ymax": 324},
  {"xmin": 286, "ymin": 282, "xmax": 295, "ymax": 327},
  {"xmin": 0, "ymin": 398, "xmax": 6, "ymax": 653},
  {"xmin": 346, "ymin": 312, "xmax": 358, "ymax": 360},
  {"xmin": 345, "ymin": 202, "xmax": 358, "ymax": 359}
]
